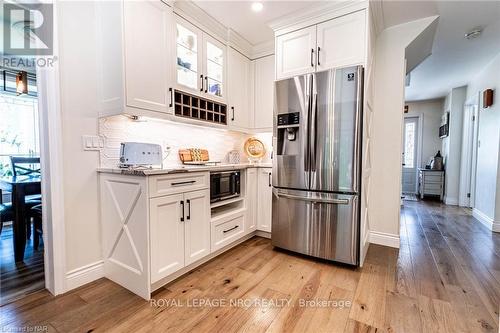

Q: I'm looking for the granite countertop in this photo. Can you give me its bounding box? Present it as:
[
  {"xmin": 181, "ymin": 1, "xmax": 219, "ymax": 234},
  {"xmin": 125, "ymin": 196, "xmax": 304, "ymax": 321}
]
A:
[{"xmin": 97, "ymin": 162, "xmax": 272, "ymax": 176}]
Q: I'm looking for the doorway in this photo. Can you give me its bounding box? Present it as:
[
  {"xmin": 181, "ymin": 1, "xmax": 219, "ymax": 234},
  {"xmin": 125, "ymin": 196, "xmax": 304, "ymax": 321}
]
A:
[
  {"xmin": 401, "ymin": 116, "xmax": 420, "ymax": 194},
  {"xmin": 0, "ymin": 68, "xmax": 45, "ymax": 304},
  {"xmin": 459, "ymin": 95, "xmax": 479, "ymax": 208}
]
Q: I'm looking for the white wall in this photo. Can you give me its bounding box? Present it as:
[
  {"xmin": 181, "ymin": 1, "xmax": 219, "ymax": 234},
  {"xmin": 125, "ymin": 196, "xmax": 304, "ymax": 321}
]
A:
[
  {"xmin": 57, "ymin": 2, "xmax": 102, "ymax": 277},
  {"xmin": 370, "ymin": 16, "xmax": 439, "ymax": 243},
  {"xmin": 441, "ymin": 86, "xmax": 467, "ymax": 205},
  {"xmin": 467, "ymin": 52, "xmax": 500, "ymax": 230},
  {"xmin": 405, "ymin": 99, "xmax": 444, "ymax": 167}
]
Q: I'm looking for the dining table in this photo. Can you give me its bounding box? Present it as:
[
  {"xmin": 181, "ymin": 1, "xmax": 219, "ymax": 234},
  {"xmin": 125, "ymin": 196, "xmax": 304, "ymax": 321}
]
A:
[{"xmin": 0, "ymin": 175, "xmax": 41, "ymax": 262}]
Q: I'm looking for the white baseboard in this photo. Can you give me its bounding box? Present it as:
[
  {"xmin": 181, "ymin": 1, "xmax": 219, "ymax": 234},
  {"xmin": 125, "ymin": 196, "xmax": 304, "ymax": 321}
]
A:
[
  {"xmin": 444, "ymin": 196, "xmax": 459, "ymax": 205},
  {"xmin": 255, "ymin": 230, "xmax": 271, "ymax": 239},
  {"xmin": 473, "ymin": 208, "xmax": 500, "ymax": 233},
  {"xmin": 369, "ymin": 231, "xmax": 400, "ymax": 248},
  {"xmin": 66, "ymin": 260, "xmax": 104, "ymax": 292}
]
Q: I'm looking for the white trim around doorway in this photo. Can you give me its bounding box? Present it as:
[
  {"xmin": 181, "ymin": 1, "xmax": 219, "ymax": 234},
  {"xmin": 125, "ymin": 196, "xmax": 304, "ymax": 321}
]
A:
[{"xmin": 36, "ymin": 2, "xmax": 67, "ymax": 296}]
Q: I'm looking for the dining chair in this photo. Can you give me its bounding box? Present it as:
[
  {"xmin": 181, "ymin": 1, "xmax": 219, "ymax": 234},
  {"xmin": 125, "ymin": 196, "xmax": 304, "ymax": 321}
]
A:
[
  {"xmin": 0, "ymin": 189, "xmax": 14, "ymax": 236},
  {"xmin": 10, "ymin": 156, "xmax": 41, "ymax": 177},
  {"xmin": 30, "ymin": 204, "xmax": 43, "ymax": 250},
  {"xmin": 10, "ymin": 156, "xmax": 42, "ymax": 204},
  {"xmin": 0, "ymin": 188, "xmax": 41, "ymax": 239}
]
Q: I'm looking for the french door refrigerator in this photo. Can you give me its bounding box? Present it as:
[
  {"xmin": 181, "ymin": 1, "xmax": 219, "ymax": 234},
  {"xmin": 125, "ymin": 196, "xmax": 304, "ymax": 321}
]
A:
[{"xmin": 272, "ymin": 66, "xmax": 363, "ymax": 265}]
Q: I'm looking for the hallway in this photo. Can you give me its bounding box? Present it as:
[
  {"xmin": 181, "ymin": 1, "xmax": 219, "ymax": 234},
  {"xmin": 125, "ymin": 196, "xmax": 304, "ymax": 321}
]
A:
[{"xmin": 0, "ymin": 201, "xmax": 498, "ymax": 332}]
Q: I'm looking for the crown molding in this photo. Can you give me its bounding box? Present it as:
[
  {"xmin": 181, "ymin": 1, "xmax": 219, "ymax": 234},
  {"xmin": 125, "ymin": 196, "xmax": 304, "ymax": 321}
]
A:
[
  {"xmin": 173, "ymin": 1, "xmax": 228, "ymax": 44},
  {"xmin": 227, "ymin": 29, "xmax": 253, "ymax": 59},
  {"xmin": 270, "ymin": 0, "xmax": 368, "ymax": 36},
  {"xmin": 173, "ymin": 1, "xmax": 271, "ymax": 60},
  {"xmin": 369, "ymin": 0, "xmax": 385, "ymax": 35},
  {"xmin": 251, "ymin": 40, "xmax": 275, "ymax": 59}
]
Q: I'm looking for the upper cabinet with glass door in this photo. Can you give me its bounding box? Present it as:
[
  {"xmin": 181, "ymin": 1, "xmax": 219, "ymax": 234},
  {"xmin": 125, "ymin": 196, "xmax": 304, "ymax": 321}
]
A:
[
  {"xmin": 176, "ymin": 17, "xmax": 203, "ymax": 94},
  {"xmin": 203, "ymin": 35, "xmax": 225, "ymax": 101},
  {"xmin": 175, "ymin": 16, "xmax": 226, "ymax": 103}
]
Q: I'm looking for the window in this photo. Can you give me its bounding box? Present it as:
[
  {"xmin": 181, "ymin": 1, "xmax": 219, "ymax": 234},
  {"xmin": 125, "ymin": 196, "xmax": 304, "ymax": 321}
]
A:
[
  {"xmin": 403, "ymin": 122, "xmax": 415, "ymax": 168},
  {"xmin": 0, "ymin": 94, "xmax": 39, "ymax": 176}
]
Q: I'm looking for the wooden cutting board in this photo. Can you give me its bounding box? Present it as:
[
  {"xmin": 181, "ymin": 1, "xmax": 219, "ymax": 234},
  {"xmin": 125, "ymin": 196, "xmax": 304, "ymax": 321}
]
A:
[{"xmin": 178, "ymin": 148, "xmax": 210, "ymax": 163}]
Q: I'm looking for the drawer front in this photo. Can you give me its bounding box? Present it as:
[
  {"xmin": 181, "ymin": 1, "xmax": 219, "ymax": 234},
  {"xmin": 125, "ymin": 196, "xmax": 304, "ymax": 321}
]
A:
[
  {"xmin": 424, "ymin": 174, "xmax": 443, "ymax": 183},
  {"xmin": 211, "ymin": 211, "xmax": 245, "ymax": 252},
  {"xmin": 149, "ymin": 172, "xmax": 209, "ymax": 198},
  {"xmin": 423, "ymin": 183, "xmax": 442, "ymax": 192}
]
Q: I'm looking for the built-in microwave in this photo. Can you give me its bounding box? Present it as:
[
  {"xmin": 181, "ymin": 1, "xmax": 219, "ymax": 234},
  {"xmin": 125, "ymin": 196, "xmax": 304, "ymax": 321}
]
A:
[{"xmin": 210, "ymin": 171, "xmax": 240, "ymax": 203}]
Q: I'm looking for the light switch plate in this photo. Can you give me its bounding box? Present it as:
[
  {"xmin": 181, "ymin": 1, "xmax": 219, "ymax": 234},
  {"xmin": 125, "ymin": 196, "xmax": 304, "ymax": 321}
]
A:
[{"xmin": 82, "ymin": 135, "xmax": 103, "ymax": 151}]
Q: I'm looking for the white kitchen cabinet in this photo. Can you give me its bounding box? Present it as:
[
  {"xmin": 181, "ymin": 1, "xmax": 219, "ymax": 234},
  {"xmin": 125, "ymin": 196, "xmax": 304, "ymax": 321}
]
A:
[
  {"xmin": 245, "ymin": 168, "xmax": 258, "ymax": 233},
  {"xmin": 98, "ymin": 0, "xmax": 175, "ymax": 117},
  {"xmin": 175, "ymin": 16, "xmax": 203, "ymax": 95},
  {"xmin": 150, "ymin": 193, "xmax": 185, "ymax": 283},
  {"xmin": 211, "ymin": 209, "xmax": 246, "ymax": 251},
  {"xmin": 150, "ymin": 188, "xmax": 210, "ymax": 282},
  {"xmin": 203, "ymin": 34, "xmax": 226, "ymax": 102},
  {"xmin": 101, "ymin": 171, "xmax": 212, "ymax": 298},
  {"xmin": 254, "ymin": 55, "xmax": 275, "ymax": 130},
  {"xmin": 175, "ymin": 16, "xmax": 226, "ymax": 103},
  {"xmin": 275, "ymin": 10, "xmax": 367, "ymax": 79},
  {"xmin": 228, "ymin": 48, "xmax": 252, "ymax": 129},
  {"xmin": 275, "ymin": 26, "xmax": 316, "ymax": 80},
  {"xmin": 257, "ymin": 168, "xmax": 272, "ymax": 232},
  {"xmin": 317, "ymin": 10, "xmax": 366, "ymax": 70},
  {"xmin": 184, "ymin": 189, "xmax": 211, "ymax": 265}
]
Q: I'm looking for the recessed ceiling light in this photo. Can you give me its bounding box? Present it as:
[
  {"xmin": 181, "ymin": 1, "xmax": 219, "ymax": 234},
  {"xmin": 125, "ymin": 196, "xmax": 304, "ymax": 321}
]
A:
[{"xmin": 251, "ymin": 2, "xmax": 263, "ymax": 12}]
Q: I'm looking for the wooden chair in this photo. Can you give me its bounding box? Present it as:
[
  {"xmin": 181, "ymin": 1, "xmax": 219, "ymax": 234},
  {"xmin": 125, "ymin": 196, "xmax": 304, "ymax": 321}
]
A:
[
  {"xmin": 10, "ymin": 156, "xmax": 42, "ymax": 204},
  {"xmin": 0, "ymin": 188, "xmax": 41, "ymax": 239},
  {"xmin": 30, "ymin": 204, "xmax": 43, "ymax": 250},
  {"xmin": 10, "ymin": 156, "xmax": 41, "ymax": 177},
  {"xmin": 0, "ymin": 189, "xmax": 14, "ymax": 236}
]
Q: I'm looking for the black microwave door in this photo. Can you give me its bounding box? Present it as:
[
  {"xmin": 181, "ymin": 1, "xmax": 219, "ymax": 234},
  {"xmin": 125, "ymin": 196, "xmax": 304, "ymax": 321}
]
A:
[{"xmin": 210, "ymin": 175, "xmax": 220, "ymax": 200}]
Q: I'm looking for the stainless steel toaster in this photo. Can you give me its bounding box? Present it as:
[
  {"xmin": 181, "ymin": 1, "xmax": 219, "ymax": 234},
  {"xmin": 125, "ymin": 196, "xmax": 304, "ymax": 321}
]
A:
[{"xmin": 119, "ymin": 142, "xmax": 162, "ymax": 168}]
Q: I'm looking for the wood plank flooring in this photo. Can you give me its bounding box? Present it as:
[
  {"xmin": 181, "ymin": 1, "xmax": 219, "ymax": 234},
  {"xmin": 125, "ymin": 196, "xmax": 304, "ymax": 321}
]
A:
[
  {"xmin": 1, "ymin": 200, "xmax": 499, "ymax": 332},
  {"xmin": 1, "ymin": 224, "xmax": 45, "ymax": 305}
]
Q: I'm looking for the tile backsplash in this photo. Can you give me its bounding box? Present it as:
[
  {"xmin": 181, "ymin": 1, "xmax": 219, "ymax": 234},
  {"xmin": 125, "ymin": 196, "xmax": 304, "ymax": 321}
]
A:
[{"xmin": 99, "ymin": 115, "xmax": 272, "ymax": 168}]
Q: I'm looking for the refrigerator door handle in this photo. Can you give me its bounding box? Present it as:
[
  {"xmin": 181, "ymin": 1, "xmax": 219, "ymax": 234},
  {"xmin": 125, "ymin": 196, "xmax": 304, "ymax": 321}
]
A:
[
  {"xmin": 275, "ymin": 192, "xmax": 349, "ymax": 205},
  {"xmin": 303, "ymin": 74, "xmax": 312, "ymax": 175},
  {"xmin": 353, "ymin": 66, "xmax": 363, "ymax": 192},
  {"xmin": 310, "ymin": 74, "xmax": 318, "ymax": 172}
]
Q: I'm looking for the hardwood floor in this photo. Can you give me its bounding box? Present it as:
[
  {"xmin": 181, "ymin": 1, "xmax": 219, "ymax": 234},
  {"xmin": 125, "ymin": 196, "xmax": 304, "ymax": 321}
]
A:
[
  {"xmin": 1, "ymin": 200, "xmax": 499, "ymax": 332},
  {"xmin": 0, "ymin": 224, "xmax": 45, "ymax": 306}
]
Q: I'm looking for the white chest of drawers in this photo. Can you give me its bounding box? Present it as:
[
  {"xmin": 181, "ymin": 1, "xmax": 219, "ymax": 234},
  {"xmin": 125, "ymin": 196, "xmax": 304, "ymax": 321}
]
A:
[{"xmin": 418, "ymin": 169, "xmax": 444, "ymax": 200}]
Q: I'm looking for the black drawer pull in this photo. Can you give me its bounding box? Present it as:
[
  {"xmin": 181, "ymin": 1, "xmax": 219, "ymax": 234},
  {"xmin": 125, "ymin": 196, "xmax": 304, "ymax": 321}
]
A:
[
  {"xmin": 200, "ymin": 75, "xmax": 204, "ymax": 92},
  {"xmin": 169, "ymin": 87, "xmax": 173, "ymax": 107},
  {"xmin": 186, "ymin": 199, "xmax": 191, "ymax": 220},
  {"xmin": 310, "ymin": 48, "xmax": 314, "ymax": 67},
  {"xmin": 171, "ymin": 180, "xmax": 196, "ymax": 186},
  {"xmin": 223, "ymin": 225, "xmax": 239, "ymax": 233}
]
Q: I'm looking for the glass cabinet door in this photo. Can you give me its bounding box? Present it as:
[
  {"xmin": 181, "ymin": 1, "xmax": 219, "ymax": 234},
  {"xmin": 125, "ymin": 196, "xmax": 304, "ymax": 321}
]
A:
[
  {"xmin": 176, "ymin": 19, "xmax": 201, "ymax": 92},
  {"xmin": 203, "ymin": 35, "xmax": 225, "ymax": 100}
]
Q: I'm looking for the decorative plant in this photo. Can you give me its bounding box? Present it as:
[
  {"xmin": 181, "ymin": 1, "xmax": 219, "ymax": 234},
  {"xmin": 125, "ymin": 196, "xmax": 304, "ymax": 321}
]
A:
[{"xmin": 0, "ymin": 129, "xmax": 24, "ymax": 177}]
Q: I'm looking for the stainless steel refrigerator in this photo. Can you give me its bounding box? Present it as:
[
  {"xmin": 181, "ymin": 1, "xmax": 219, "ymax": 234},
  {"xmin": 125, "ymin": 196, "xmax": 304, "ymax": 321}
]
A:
[{"xmin": 271, "ymin": 66, "xmax": 363, "ymax": 266}]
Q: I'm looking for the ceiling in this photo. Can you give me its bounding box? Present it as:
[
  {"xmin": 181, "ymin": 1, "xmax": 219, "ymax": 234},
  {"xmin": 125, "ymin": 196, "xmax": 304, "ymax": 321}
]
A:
[
  {"xmin": 400, "ymin": 1, "xmax": 500, "ymax": 101},
  {"xmin": 193, "ymin": 1, "xmax": 328, "ymax": 45}
]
